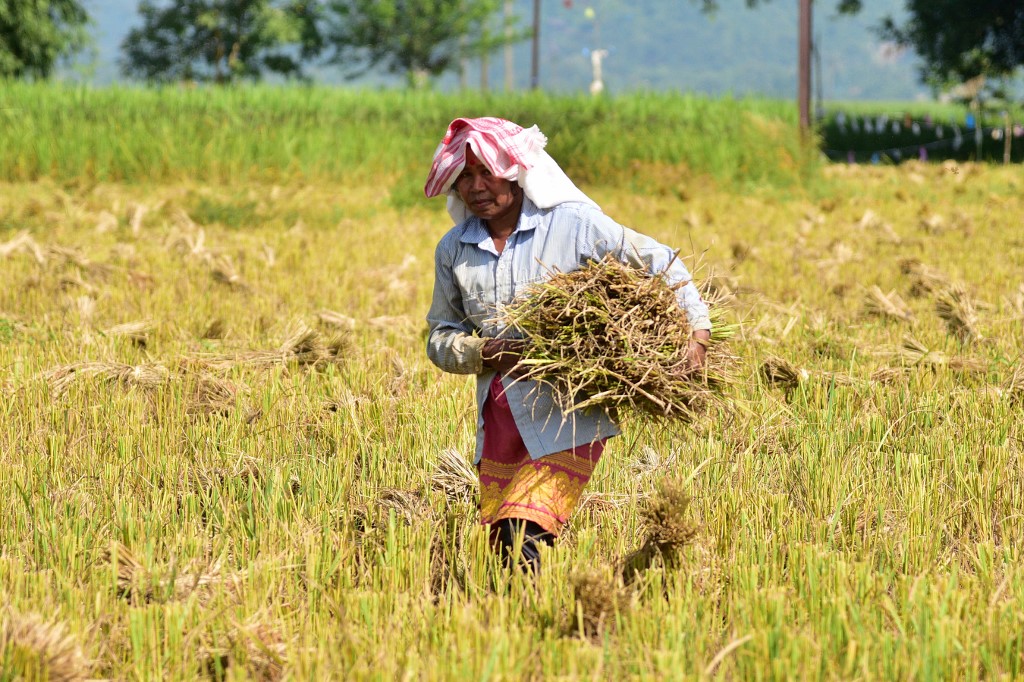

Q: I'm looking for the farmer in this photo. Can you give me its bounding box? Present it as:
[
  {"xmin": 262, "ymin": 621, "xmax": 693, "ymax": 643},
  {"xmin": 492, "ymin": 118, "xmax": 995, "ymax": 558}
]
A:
[{"xmin": 424, "ymin": 117, "xmax": 711, "ymax": 572}]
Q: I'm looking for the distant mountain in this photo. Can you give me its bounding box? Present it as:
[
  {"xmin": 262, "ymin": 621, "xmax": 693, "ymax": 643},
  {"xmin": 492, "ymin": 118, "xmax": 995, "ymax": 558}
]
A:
[{"xmin": 71, "ymin": 0, "xmax": 929, "ymax": 101}]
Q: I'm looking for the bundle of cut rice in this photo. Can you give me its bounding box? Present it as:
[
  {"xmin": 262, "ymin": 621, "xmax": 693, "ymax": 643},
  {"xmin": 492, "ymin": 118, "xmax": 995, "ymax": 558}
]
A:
[{"xmin": 502, "ymin": 255, "xmax": 735, "ymax": 420}]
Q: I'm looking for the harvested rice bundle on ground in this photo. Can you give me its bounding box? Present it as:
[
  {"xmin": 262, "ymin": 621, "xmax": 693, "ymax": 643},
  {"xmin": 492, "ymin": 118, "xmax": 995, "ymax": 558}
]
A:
[{"xmin": 502, "ymin": 256, "xmax": 735, "ymax": 420}]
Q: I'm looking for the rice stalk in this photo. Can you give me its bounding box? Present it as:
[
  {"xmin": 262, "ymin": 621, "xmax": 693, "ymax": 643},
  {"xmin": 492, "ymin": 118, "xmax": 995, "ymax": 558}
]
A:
[
  {"xmin": 42, "ymin": 361, "xmax": 170, "ymax": 396},
  {"xmin": 430, "ymin": 449, "xmax": 477, "ymax": 504},
  {"xmin": 201, "ymin": 317, "xmax": 227, "ymax": 340},
  {"xmin": 190, "ymin": 321, "xmax": 346, "ymax": 371},
  {"xmin": 503, "ymin": 256, "xmax": 737, "ymax": 421},
  {"xmin": 761, "ymin": 356, "xmax": 809, "ymax": 388},
  {"xmin": 46, "ymin": 244, "xmax": 112, "ymax": 277},
  {"xmin": 899, "ymin": 258, "xmax": 949, "ymax": 297},
  {"xmin": 429, "ymin": 508, "xmax": 470, "ymax": 597},
  {"xmin": 896, "ymin": 335, "xmax": 986, "ymax": 375},
  {"xmin": 165, "ymin": 223, "xmax": 210, "ymax": 260},
  {"xmin": 864, "ymin": 285, "xmax": 914, "ymax": 323},
  {"xmin": 935, "ymin": 283, "xmax": 982, "ymax": 344},
  {"xmin": 211, "ymin": 255, "xmax": 247, "ymax": 290},
  {"xmin": 621, "ymin": 476, "xmax": 697, "ymax": 581},
  {"xmin": 127, "ymin": 202, "xmax": 147, "ymax": 235},
  {"xmin": 0, "ymin": 610, "xmax": 90, "ymax": 682},
  {"xmin": 629, "ymin": 446, "xmax": 677, "ymax": 476},
  {"xmin": 230, "ymin": 619, "xmax": 287, "ymax": 682},
  {"xmin": 316, "ymin": 309, "xmax": 357, "ymax": 331},
  {"xmin": 870, "ymin": 366, "xmax": 909, "ymax": 385},
  {"xmin": 375, "ymin": 488, "xmax": 430, "ymax": 526},
  {"xmin": 186, "ymin": 373, "xmax": 244, "ymax": 417},
  {"xmin": 0, "ymin": 231, "xmax": 46, "ymax": 264},
  {"xmin": 94, "ymin": 210, "xmax": 118, "ymax": 233},
  {"xmin": 571, "ymin": 568, "xmax": 628, "ymax": 637},
  {"xmin": 105, "ymin": 543, "xmax": 230, "ymax": 605},
  {"xmin": 1003, "ymin": 363, "xmax": 1024, "ymax": 405},
  {"xmin": 103, "ymin": 320, "xmax": 154, "ymax": 347}
]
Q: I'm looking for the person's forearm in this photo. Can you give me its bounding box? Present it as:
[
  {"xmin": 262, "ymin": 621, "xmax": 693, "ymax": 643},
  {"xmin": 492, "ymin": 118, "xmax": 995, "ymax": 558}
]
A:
[{"xmin": 427, "ymin": 328, "xmax": 487, "ymax": 374}]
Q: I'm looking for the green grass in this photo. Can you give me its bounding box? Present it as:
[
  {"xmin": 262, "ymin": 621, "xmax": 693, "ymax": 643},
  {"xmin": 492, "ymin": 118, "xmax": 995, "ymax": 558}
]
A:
[
  {"xmin": 0, "ymin": 93, "xmax": 1023, "ymax": 679},
  {"xmin": 0, "ymin": 83, "xmax": 811, "ymax": 191}
]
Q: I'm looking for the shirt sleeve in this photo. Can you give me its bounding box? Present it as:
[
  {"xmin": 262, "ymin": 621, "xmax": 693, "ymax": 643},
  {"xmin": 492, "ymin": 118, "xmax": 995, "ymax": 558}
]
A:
[
  {"xmin": 426, "ymin": 235, "xmax": 487, "ymax": 374},
  {"xmin": 575, "ymin": 206, "xmax": 712, "ymax": 332}
]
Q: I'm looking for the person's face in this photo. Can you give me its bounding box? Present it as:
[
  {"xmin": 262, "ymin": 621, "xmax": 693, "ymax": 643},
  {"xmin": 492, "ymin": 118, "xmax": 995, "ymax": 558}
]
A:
[{"xmin": 453, "ymin": 148, "xmax": 522, "ymax": 229}]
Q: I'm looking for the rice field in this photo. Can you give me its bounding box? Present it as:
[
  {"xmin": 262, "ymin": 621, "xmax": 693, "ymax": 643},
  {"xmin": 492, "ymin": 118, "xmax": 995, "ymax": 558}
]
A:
[{"xmin": 2, "ymin": 88, "xmax": 1024, "ymax": 680}]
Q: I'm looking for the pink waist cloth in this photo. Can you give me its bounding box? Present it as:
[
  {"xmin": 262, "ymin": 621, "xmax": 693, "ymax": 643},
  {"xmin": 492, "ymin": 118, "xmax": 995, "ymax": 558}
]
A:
[
  {"xmin": 482, "ymin": 373, "xmax": 522, "ymax": 460},
  {"xmin": 482, "ymin": 374, "xmax": 605, "ymax": 461}
]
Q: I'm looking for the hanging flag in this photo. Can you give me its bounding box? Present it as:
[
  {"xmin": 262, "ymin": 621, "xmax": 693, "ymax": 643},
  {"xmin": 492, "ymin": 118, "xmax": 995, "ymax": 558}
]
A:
[
  {"xmin": 936, "ymin": 125, "xmax": 944, "ymax": 138},
  {"xmin": 847, "ymin": 151, "xmax": 855, "ymax": 163},
  {"xmin": 965, "ymin": 113, "xmax": 976, "ymax": 130},
  {"xmin": 911, "ymin": 122, "xmax": 921, "ymax": 136},
  {"xmin": 918, "ymin": 147, "xmax": 927, "ymax": 161},
  {"xmin": 891, "ymin": 122, "xmax": 901, "ymax": 134},
  {"xmin": 563, "ymin": 0, "xmax": 573, "ymax": 8}
]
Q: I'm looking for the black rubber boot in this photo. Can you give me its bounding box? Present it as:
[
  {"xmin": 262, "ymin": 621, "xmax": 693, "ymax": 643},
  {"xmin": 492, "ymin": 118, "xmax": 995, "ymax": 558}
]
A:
[{"xmin": 492, "ymin": 518, "xmax": 554, "ymax": 573}]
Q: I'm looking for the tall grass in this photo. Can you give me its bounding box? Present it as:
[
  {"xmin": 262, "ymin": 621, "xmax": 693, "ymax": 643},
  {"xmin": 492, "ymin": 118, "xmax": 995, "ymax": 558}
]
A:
[{"xmin": 0, "ymin": 83, "xmax": 809, "ymax": 189}]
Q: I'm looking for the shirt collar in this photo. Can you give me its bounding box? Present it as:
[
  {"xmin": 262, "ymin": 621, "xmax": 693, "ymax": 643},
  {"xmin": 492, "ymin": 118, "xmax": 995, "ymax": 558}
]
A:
[{"xmin": 458, "ymin": 197, "xmax": 542, "ymax": 245}]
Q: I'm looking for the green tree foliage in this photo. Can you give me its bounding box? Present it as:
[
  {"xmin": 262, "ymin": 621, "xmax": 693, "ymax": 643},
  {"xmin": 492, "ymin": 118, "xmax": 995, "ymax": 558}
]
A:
[
  {"xmin": 120, "ymin": 0, "xmax": 323, "ymax": 83},
  {"xmin": 324, "ymin": 0, "xmax": 523, "ymax": 87},
  {"xmin": 0, "ymin": 0, "xmax": 89, "ymax": 78},
  {"xmin": 880, "ymin": 2, "xmax": 1024, "ymax": 87}
]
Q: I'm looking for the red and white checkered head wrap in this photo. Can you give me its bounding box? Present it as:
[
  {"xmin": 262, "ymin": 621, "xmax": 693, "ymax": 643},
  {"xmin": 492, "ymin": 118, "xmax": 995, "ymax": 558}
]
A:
[{"xmin": 424, "ymin": 116, "xmax": 598, "ymax": 223}]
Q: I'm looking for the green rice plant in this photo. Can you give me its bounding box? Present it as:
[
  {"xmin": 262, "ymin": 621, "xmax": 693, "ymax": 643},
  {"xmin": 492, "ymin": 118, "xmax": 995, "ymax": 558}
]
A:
[{"xmin": 0, "ymin": 83, "xmax": 809, "ymax": 189}]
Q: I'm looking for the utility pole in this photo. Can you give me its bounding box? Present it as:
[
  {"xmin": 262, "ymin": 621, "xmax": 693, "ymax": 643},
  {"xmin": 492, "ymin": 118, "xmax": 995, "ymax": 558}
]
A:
[
  {"xmin": 531, "ymin": 0, "xmax": 541, "ymax": 90},
  {"xmin": 798, "ymin": 0, "xmax": 812, "ymax": 134},
  {"xmin": 504, "ymin": 0, "xmax": 514, "ymax": 91}
]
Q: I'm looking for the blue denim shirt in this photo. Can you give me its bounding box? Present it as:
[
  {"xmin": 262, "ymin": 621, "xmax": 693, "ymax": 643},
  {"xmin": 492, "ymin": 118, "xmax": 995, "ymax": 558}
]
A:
[{"xmin": 426, "ymin": 198, "xmax": 711, "ymax": 463}]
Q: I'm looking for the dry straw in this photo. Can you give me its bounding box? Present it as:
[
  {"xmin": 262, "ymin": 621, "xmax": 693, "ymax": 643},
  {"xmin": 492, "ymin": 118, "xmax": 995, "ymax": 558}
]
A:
[
  {"xmin": 760, "ymin": 356, "xmax": 856, "ymax": 389},
  {"xmin": 103, "ymin": 320, "xmax": 154, "ymax": 347},
  {"xmin": 191, "ymin": 321, "xmax": 347, "ymax": 371},
  {"xmin": 896, "ymin": 335, "xmax": 986, "ymax": 375},
  {"xmin": 621, "ymin": 476, "xmax": 697, "ymax": 580},
  {"xmin": 430, "ymin": 449, "xmax": 478, "ymax": 504},
  {"xmin": 503, "ymin": 256, "xmax": 736, "ymax": 421},
  {"xmin": 0, "ymin": 610, "xmax": 90, "ymax": 681},
  {"xmin": 934, "ymin": 283, "xmax": 982, "ymax": 344},
  {"xmin": 571, "ymin": 569, "xmax": 629, "ymax": 637},
  {"xmin": 864, "ymin": 285, "xmax": 914, "ymax": 323},
  {"xmin": 899, "ymin": 258, "xmax": 949, "ymax": 297},
  {"xmin": 43, "ymin": 361, "xmax": 170, "ymax": 396}
]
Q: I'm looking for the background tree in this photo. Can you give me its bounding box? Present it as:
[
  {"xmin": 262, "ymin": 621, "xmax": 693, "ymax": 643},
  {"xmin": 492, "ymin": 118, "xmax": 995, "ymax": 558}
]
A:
[
  {"xmin": 879, "ymin": 2, "xmax": 1024, "ymax": 90},
  {"xmin": 120, "ymin": 0, "xmax": 323, "ymax": 84},
  {"xmin": 324, "ymin": 0, "xmax": 523, "ymax": 88},
  {"xmin": 0, "ymin": 0, "xmax": 90, "ymax": 79}
]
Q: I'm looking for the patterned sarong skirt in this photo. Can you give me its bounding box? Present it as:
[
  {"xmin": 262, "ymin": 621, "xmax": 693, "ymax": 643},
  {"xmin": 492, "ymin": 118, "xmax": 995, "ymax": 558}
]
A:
[{"xmin": 478, "ymin": 374, "xmax": 605, "ymax": 536}]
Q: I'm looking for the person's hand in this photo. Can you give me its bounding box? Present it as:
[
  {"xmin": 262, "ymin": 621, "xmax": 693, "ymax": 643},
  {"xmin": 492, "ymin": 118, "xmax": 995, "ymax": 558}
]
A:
[
  {"xmin": 686, "ymin": 330, "xmax": 711, "ymax": 372},
  {"xmin": 481, "ymin": 338, "xmax": 528, "ymax": 378}
]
